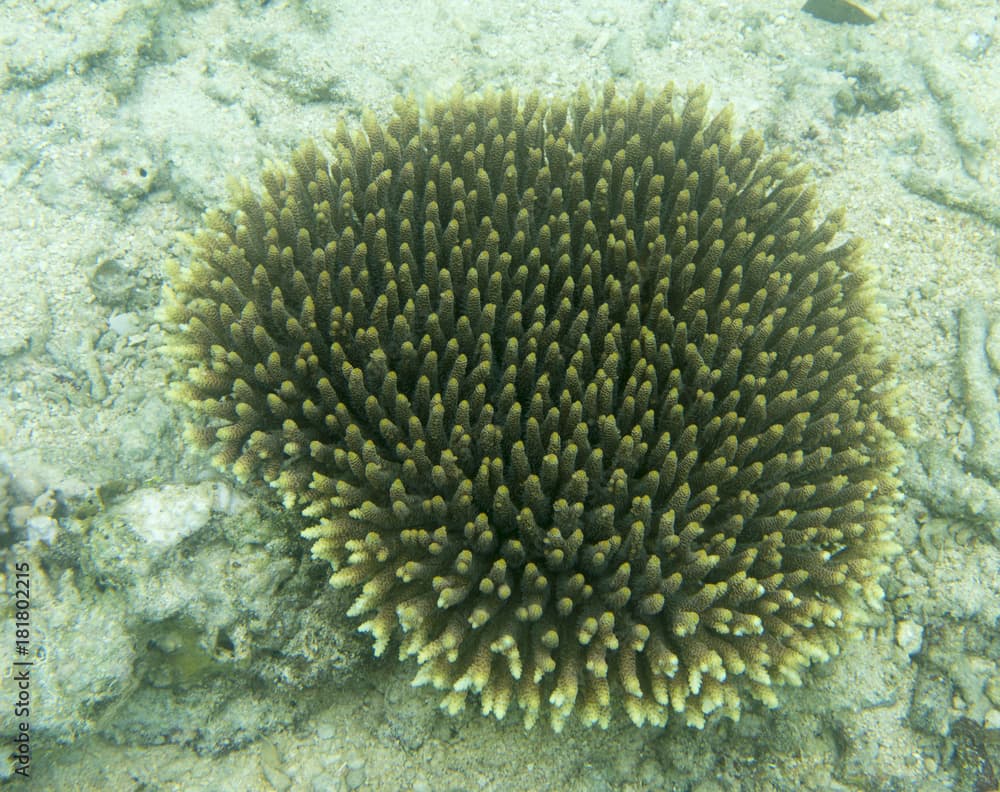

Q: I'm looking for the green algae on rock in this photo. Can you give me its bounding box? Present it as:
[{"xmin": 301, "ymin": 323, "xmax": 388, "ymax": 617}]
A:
[{"xmin": 163, "ymin": 83, "xmax": 904, "ymax": 731}]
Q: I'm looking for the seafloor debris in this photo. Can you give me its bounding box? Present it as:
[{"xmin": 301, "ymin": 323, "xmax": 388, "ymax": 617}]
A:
[
  {"xmin": 959, "ymin": 303, "xmax": 1000, "ymax": 483},
  {"xmin": 902, "ymin": 302, "xmax": 1000, "ymax": 545},
  {"xmin": 921, "ymin": 61, "xmax": 993, "ymax": 180},
  {"xmin": 905, "ymin": 442, "xmax": 1000, "ymax": 541},
  {"xmin": 834, "ymin": 62, "xmax": 904, "ymax": 116},
  {"xmin": 901, "ymin": 58, "xmax": 997, "ymax": 223},
  {"xmin": 951, "ymin": 717, "xmax": 999, "ymax": 792},
  {"xmin": 802, "ymin": 0, "xmax": 877, "ymax": 25},
  {"xmin": 901, "ymin": 169, "xmax": 1000, "ymax": 228}
]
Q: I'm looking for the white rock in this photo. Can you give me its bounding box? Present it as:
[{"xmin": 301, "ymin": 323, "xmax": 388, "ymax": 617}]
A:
[
  {"xmin": 118, "ymin": 483, "xmax": 214, "ymax": 550},
  {"xmin": 108, "ymin": 312, "xmax": 140, "ymax": 336},
  {"xmin": 895, "ymin": 619, "xmax": 924, "ymax": 656},
  {"xmin": 26, "ymin": 515, "xmax": 58, "ymax": 545},
  {"xmin": 208, "ymin": 480, "xmax": 249, "ymax": 515}
]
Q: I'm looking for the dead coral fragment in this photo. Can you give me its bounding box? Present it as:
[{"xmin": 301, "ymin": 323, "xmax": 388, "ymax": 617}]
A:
[
  {"xmin": 958, "ymin": 302, "xmax": 1000, "ymax": 483},
  {"xmin": 165, "ymin": 83, "xmax": 904, "ymax": 731}
]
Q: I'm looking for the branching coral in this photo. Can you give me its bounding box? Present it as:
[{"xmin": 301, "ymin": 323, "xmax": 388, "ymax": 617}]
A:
[{"xmin": 163, "ymin": 83, "xmax": 904, "ymax": 730}]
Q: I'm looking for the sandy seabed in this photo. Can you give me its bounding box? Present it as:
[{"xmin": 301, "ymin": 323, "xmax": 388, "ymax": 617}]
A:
[{"xmin": 0, "ymin": 1, "xmax": 998, "ymax": 790}]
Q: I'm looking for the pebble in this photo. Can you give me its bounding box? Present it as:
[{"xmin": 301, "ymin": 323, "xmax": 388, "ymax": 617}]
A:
[
  {"xmin": 25, "ymin": 515, "xmax": 58, "ymax": 546},
  {"xmin": 108, "ymin": 311, "xmax": 141, "ymax": 336},
  {"xmin": 345, "ymin": 766, "xmax": 366, "ymax": 790},
  {"xmin": 311, "ymin": 773, "xmax": 338, "ymax": 792},
  {"xmin": 896, "ymin": 619, "xmax": 924, "ymax": 656},
  {"xmin": 958, "ymin": 30, "xmax": 993, "ymax": 60},
  {"xmin": 606, "ymin": 32, "xmax": 633, "ymax": 77},
  {"xmin": 646, "ymin": 0, "xmax": 677, "ymax": 48},
  {"xmin": 588, "ymin": 29, "xmax": 610, "ymax": 58},
  {"xmin": 33, "ymin": 489, "xmax": 59, "ymax": 516},
  {"xmin": 79, "ymin": 330, "xmax": 108, "ymax": 401},
  {"xmin": 262, "ymin": 763, "xmax": 292, "ymax": 792},
  {"xmin": 318, "ymin": 751, "xmax": 343, "ymax": 770},
  {"xmin": 89, "ymin": 256, "xmax": 134, "ymax": 307},
  {"xmin": 586, "ymin": 9, "xmax": 618, "ymax": 25},
  {"xmin": 315, "ymin": 721, "xmax": 336, "ymax": 740},
  {"xmin": 260, "ymin": 738, "xmax": 280, "ymax": 767},
  {"xmin": 639, "ymin": 758, "xmax": 663, "ymax": 786},
  {"xmin": 11, "ymin": 470, "xmax": 46, "ymax": 502},
  {"xmin": 8, "ymin": 504, "xmax": 32, "ymax": 530},
  {"xmin": 259, "ymin": 739, "xmax": 292, "ymax": 791},
  {"xmin": 206, "ymin": 479, "xmax": 251, "ymax": 517},
  {"xmin": 986, "ymin": 318, "xmax": 1000, "ymax": 373},
  {"xmin": 986, "ymin": 676, "xmax": 1000, "ymax": 707},
  {"xmin": 346, "ymin": 756, "xmax": 365, "ymax": 771}
]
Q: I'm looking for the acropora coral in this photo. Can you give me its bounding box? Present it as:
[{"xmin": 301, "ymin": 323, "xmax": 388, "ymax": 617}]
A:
[{"xmin": 164, "ymin": 83, "xmax": 904, "ymax": 731}]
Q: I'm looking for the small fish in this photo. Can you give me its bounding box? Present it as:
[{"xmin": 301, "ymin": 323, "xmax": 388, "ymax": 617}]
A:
[{"xmin": 802, "ymin": 0, "xmax": 878, "ymax": 25}]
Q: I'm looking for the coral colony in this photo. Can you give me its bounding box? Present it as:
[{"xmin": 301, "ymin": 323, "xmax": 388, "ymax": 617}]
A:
[{"xmin": 165, "ymin": 84, "xmax": 903, "ymax": 731}]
